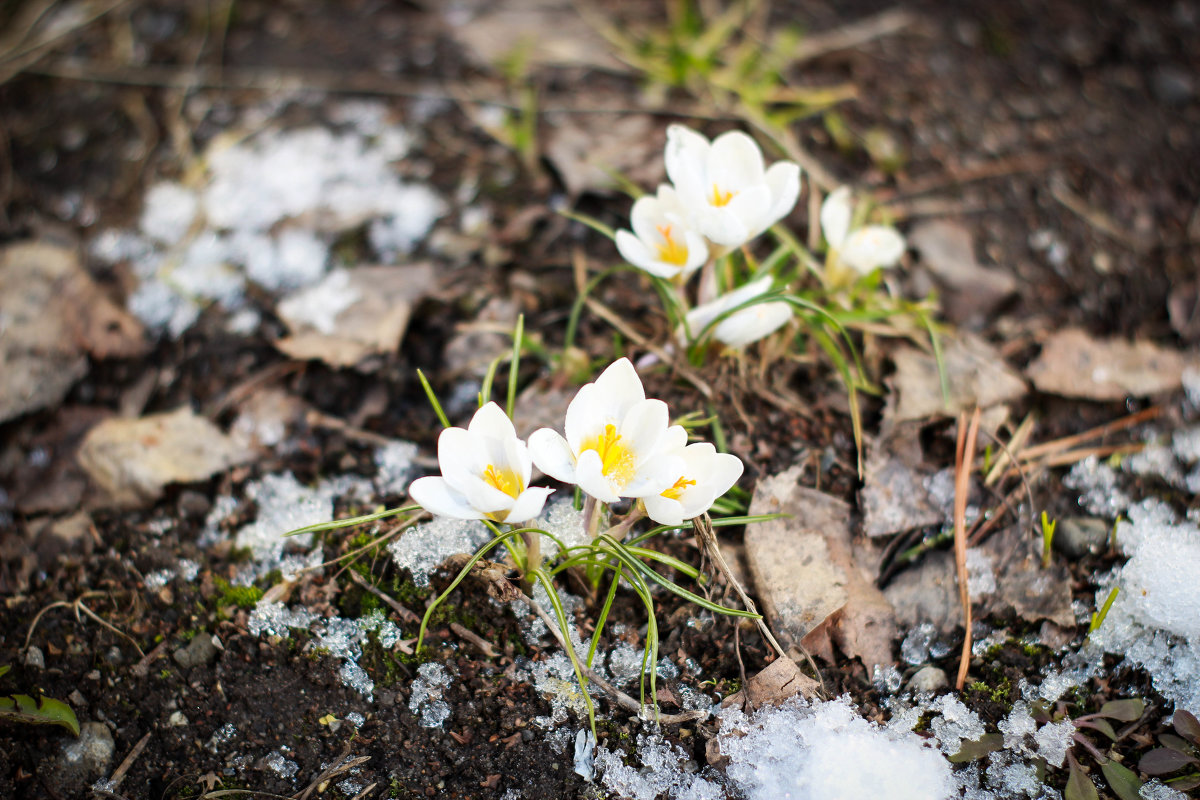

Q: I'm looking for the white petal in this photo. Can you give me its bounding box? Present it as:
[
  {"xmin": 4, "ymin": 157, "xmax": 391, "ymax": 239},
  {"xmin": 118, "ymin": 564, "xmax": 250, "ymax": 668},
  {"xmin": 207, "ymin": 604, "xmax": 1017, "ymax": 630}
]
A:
[
  {"xmin": 708, "ymin": 131, "xmax": 766, "ymax": 190},
  {"xmin": 839, "ymin": 226, "xmax": 907, "ymax": 274},
  {"xmin": 438, "ymin": 427, "xmax": 485, "ymax": 491},
  {"xmin": 654, "ymin": 183, "xmax": 687, "ymax": 217},
  {"xmin": 659, "ymin": 424, "xmax": 689, "ymax": 454},
  {"xmin": 592, "ymin": 358, "xmax": 646, "ymax": 420},
  {"xmin": 693, "ymin": 205, "xmax": 749, "ymax": 247},
  {"xmin": 724, "ymin": 185, "xmax": 772, "ymax": 243},
  {"xmin": 618, "ymin": 398, "xmax": 670, "ymax": 457},
  {"xmin": 682, "ymin": 230, "xmax": 709, "ymax": 273},
  {"xmin": 713, "ymin": 302, "xmax": 794, "ymax": 348},
  {"xmin": 502, "ymin": 486, "xmax": 556, "ymax": 523},
  {"xmin": 762, "ymin": 162, "xmax": 801, "ymax": 230},
  {"xmin": 623, "ymin": 452, "xmax": 685, "ymax": 498},
  {"xmin": 665, "ymin": 125, "xmax": 711, "ymax": 189},
  {"xmin": 575, "ymin": 449, "xmax": 622, "ymax": 503},
  {"xmin": 468, "ymin": 401, "xmax": 516, "ymax": 440},
  {"xmin": 459, "ymin": 473, "xmax": 520, "ymax": 515},
  {"xmin": 564, "ymin": 382, "xmax": 602, "ymax": 452},
  {"xmin": 528, "ymin": 428, "xmax": 577, "ymax": 483},
  {"xmin": 820, "ymin": 186, "xmax": 854, "ymax": 250},
  {"xmin": 642, "ymin": 494, "xmax": 685, "ymax": 527},
  {"xmin": 408, "ymin": 476, "xmax": 484, "ymax": 520},
  {"xmin": 616, "ymin": 230, "xmax": 677, "ymax": 278},
  {"xmin": 629, "ymin": 195, "xmax": 663, "ymax": 245}
]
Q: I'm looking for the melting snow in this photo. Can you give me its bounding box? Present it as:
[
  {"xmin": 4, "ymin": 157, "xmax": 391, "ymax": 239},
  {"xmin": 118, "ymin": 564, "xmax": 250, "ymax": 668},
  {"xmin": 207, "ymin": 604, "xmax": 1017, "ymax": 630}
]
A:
[{"xmin": 409, "ymin": 662, "xmax": 453, "ymax": 728}]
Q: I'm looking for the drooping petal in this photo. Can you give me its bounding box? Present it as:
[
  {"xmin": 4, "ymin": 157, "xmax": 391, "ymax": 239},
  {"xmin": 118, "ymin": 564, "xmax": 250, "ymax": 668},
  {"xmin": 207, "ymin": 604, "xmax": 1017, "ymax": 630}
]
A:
[
  {"xmin": 575, "ymin": 449, "xmax": 622, "ymax": 504},
  {"xmin": 820, "ymin": 186, "xmax": 854, "ymax": 251},
  {"xmin": 762, "ymin": 162, "xmax": 802, "ymax": 229},
  {"xmin": 712, "ymin": 302, "xmax": 794, "ymax": 348},
  {"xmin": 838, "ymin": 226, "xmax": 907, "ymax": 275},
  {"xmin": 707, "ymin": 131, "xmax": 766, "ymax": 191},
  {"xmin": 528, "ymin": 428, "xmax": 577, "ymax": 484},
  {"xmin": 408, "ymin": 476, "xmax": 484, "ymax": 520},
  {"xmin": 503, "ymin": 486, "xmax": 556, "ymax": 523}
]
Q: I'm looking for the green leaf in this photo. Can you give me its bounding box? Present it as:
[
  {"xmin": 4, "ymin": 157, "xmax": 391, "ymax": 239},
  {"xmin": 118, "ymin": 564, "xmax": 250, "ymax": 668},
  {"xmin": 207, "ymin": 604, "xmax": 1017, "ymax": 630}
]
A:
[
  {"xmin": 1099, "ymin": 760, "xmax": 1143, "ymax": 800},
  {"xmin": 1090, "ymin": 719, "xmax": 1117, "ymax": 741},
  {"xmin": 1065, "ymin": 761, "xmax": 1100, "ymax": 800},
  {"xmin": 0, "ymin": 694, "xmax": 80, "ymax": 736},
  {"xmin": 949, "ymin": 733, "xmax": 1004, "ymax": 763},
  {"xmin": 1099, "ymin": 698, "xmax": 1145, "ymax": 722},
  {"xmin": 0, "ymin": 665, "xmax": 9, "ymax": 679},
  {"xmin": 283, "ymin": 505, "xmax": 419, "ymax": 537}
]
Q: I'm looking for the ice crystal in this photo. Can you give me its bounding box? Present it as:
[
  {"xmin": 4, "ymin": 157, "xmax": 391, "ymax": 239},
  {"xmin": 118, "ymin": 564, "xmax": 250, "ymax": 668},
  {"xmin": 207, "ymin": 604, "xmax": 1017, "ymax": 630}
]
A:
[{"xmin": 409, "ymin": 662, "xmax": 452, "ymax": 728}]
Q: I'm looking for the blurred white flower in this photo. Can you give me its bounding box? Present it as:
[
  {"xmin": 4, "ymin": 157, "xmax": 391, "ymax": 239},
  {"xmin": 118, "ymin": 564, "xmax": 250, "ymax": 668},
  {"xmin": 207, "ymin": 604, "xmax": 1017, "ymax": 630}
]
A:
[
  {"xmin": 528, "ymin": 358, "xmax": 684, "ymax": 504},
  {"xmin": 820, "ymin": 186, "xmax": 906, "ymax": 276},
  {"xmin": 615, "ymin": 185, "xmax": 709, "ymax": 281},
  {"xmin": 409, "ymin": 402, "xmax": 553, "ymax": 523},
  {"xmin": 642, "ymin": 442, "xmax": 744, "ymax": 526},
  {"xmin": 664, "ymin": 125, "xmax": 801, "ymax": 249},
  {"xmin": 683, "ymin": 276, "xmax": 794, "ymax": 348}
]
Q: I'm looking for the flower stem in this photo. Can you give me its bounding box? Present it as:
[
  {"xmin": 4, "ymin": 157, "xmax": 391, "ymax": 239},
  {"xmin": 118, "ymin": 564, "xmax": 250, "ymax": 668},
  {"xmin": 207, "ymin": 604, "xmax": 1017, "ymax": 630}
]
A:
[{"xmin": 520, "ymin": 529, "xmax": 541, "ymax": 594}]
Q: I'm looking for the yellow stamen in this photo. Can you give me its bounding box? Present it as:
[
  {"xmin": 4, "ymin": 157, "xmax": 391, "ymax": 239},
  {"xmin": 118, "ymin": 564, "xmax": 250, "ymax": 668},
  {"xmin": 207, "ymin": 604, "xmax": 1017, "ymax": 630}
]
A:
[
  {"xmin": 661, "ymin": 475, "xmax": 696, "ymax": 500},
  {"xmin": 482, "ymin": 464, "xmax": 522, "ymax": 498},
  {"xmin": 580, "ymin": 423, "xmax": 636, "ymax": 488},
  {"xmin": 654, "ymin": 224, "xmax": 689, "ymax": 266},
  {"xmin": 709, "ymin": 184, "xmax": 736, "ymax": 207}
]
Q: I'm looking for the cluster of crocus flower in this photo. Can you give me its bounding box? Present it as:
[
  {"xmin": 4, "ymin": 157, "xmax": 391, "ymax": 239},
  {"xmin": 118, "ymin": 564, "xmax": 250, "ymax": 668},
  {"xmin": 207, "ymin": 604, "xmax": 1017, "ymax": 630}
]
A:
[
  {"xmin": 613, "ymin": 125, "xmax": 907, "ymax": 349},
  {"xmin": 409, "ymin": 358, "xmax": 743, "ymax": 528}
]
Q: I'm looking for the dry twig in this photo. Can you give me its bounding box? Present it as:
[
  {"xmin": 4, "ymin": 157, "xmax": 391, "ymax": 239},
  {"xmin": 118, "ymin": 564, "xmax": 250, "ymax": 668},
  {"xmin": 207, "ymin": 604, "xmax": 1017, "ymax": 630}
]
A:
[{"xmin": 953, "ymin": 407, "xmax": 982, "ymax": 691}]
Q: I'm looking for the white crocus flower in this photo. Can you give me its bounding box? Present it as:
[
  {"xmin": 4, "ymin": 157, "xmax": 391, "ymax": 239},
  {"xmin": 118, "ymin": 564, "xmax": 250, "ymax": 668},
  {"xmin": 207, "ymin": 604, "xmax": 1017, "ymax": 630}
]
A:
[
  {"xmin": 615, "ymin": 185, "xmax": 709, "ymax": 282},
  {"xmin": 408, "ymin": 402, "xmax": 554, "ymax": 524},
  {"xmin": 664, "ymin": 125, "xmax": 801, "ymax": 249},
  {"xmin": 820, "ymin": 186, "xmax": 906, "ymax": 277},
  {"xmin": 642, "ymin": 442, "xmax": 744, "ymax": 526},
  {"xmin": 683, "ymin": 276, "xmax": 794, "ymax": 348},
  {"xmin": 528, "ymin": 358, "xmax": 684, "ymax": 504}
]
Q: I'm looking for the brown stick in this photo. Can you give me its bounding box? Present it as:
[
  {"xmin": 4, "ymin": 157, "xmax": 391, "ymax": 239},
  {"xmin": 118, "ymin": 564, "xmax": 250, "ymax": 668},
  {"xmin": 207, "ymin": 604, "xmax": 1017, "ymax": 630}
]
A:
[{"xmin": 953, "ymin": 408, "xmax": 982, "ymax": 691}]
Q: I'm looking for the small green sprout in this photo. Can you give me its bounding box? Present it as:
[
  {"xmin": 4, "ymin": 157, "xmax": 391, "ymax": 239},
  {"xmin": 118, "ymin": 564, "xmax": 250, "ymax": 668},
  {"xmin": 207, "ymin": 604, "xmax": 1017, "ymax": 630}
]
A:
[
  {"xmin": 1041, "ymin": 511, "xmax": 1058, "ymax": 568},
  {"xmin": 1089, "ymin": 586, "xmax": 1120, "ymax": 634}
]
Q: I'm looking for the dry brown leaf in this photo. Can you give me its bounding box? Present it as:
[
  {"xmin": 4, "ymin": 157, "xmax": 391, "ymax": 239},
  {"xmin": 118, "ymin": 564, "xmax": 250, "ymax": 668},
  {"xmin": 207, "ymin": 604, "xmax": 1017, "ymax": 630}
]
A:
[
  {"xmin": 721, "ymin": 655, "xmax": 820, "ymax": 711},
  {"xmin": 887, "ymin": 332, "xmax": 1026, "ymax": 423},
  {"xmin": 746, "ymin": 466, "xmax": 897, "ymax": 671},
  {"xmin": 1025, "ymin": 327, "xmax": 1197, "ymax": 401},
  {"xmin": 275, "ymin": 264, "xmax": 435, "ymax": 368},
  {"xmin": 909, "ymin": 219, "xmax": 1017, "ymax": 325},
  {"xmin": 0, "ymin": 241, "xmax": 146, "ymax": 423},
  {"xmin": 77, "ymin": 407, "xmax": 251, "ymax": 509},
  {"xmin": 544, "ymin": 113, "xmax": 662, "ymax": 197}
]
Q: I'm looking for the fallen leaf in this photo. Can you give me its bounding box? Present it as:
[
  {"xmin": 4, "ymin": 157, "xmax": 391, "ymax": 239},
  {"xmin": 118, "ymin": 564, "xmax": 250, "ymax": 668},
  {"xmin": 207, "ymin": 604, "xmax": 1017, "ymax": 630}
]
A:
[
  {"xmin": 747, "ymin": 466, "xmax": 898, "ymax": 671},
  {"xmin": 442, "ymin": 296, "xmax": 519, "ymax": 379},
  {"xmin": 888, "ymin": 332, "xmax": 1026, "ymax": 423},
  {"xmin": 720, "ymin": 655, "xmax": 819, "ymax": 710},
  {"xmin": 544, "ymin": 113, "xmax": 662, "ymax": 197},
  {"xmin": 1026, "ymin": 327, "xmax": 1197, "ymax": 401},
  {"xmin": 441, "ymin": 0, "xmax": 627, "ymax": 72},
  {"xmin": 275, "ymin": 264, "xmax": 436, "ymax": 368},
  {"xmin": 909, "ymin": 220, "xmax": 1017, "ymax": 325},
  {"xmin": 77, "ymin": 407, "xmax": 251, "ymax": 509}
]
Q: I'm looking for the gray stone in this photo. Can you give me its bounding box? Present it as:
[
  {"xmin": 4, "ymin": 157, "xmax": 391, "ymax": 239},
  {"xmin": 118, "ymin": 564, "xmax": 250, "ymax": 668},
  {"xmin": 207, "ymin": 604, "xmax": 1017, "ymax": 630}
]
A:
[
  {"xmin": 906, "ymin": 665, "xmax": 949, "ymax": 694},
  {"xmin": 23, "ymin": 645, "xmax": 44, "ymax": 669},
  {"xmin": 40, "ymin": 721, "xmax": 114, "ymax": 796},
  {"xmin": 173, "ymin": 633, "xmax": 219, "ymax": 669},
  {"xmin": 1054, "ymin": 517, "xmax": 1109, "ymax": 559}
]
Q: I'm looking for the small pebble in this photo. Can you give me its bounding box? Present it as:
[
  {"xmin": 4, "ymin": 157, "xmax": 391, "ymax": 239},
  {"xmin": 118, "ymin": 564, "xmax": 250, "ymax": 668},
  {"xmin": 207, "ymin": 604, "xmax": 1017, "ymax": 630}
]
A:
[
  {"xmin": 906, "ymin": 666, "xmax": 949, "ymax": 694},
  {"xmin": 23, "ymin": 646, "xmax": 44, "ymax": 669}
]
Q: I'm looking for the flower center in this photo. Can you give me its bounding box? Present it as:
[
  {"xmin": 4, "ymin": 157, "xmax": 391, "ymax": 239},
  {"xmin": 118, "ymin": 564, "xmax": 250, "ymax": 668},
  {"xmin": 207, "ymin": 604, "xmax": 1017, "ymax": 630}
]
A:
[
  {"xmin": 661, "ymin": 475, "xmax": 696, "ymax": 500},
  {"xmin": 654, "ymin": 224, "xmax": 689, "ymax": 266},
  {"xmin": 709, "ymin": 184, "xmax": 737, "ymax": 207},
  {"xmin": 581, "ymin": 423, "xmax": 636, "ymax": 488},
  {"xmin": 482, "ymin": 464, "xmax": 522, "ymax": 499}
]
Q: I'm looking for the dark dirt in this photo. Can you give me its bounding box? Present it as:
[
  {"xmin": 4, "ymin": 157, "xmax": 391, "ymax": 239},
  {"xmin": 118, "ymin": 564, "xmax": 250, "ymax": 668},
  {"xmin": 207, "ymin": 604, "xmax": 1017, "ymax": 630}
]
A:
[{"xmin": 1, "ymin": 1, "xmax": 1198, "ymax": 798}]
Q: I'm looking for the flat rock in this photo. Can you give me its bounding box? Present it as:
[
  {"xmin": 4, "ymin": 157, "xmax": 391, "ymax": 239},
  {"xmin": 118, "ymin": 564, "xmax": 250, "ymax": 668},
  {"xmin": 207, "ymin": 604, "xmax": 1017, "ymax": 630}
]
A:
[
  {"xmin": 0, "ymin": 241, "xmax": 146, "ymax": 423},
  {"xmin": 443, "ymin": 0, "xmax": 627, "ymax": 72},
  {"xmin": 888, "ymin": 332, "xmax": 1026, "ymax": 423},
  {"xmin": 909, "ymin": 220, "xmax": 1017, "ymax": 325},
  {"xmin": 77, "ymin": 407, "xmax": 250, "ymax": 509},
  {"xmin": 275, "ymin": 264, "xmax": 435, "ymax": 368},
  {"xmin": 1026, "ymin": 327, "xmax": 1197, "ymax": 401}
]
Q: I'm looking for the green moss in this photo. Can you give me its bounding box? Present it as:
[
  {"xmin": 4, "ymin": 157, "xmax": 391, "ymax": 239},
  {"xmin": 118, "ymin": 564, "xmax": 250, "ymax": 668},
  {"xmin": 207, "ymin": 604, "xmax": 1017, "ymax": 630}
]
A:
[{"xmin": 212, "ymin": 577, "xmax": 264, "ymax": 610}]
